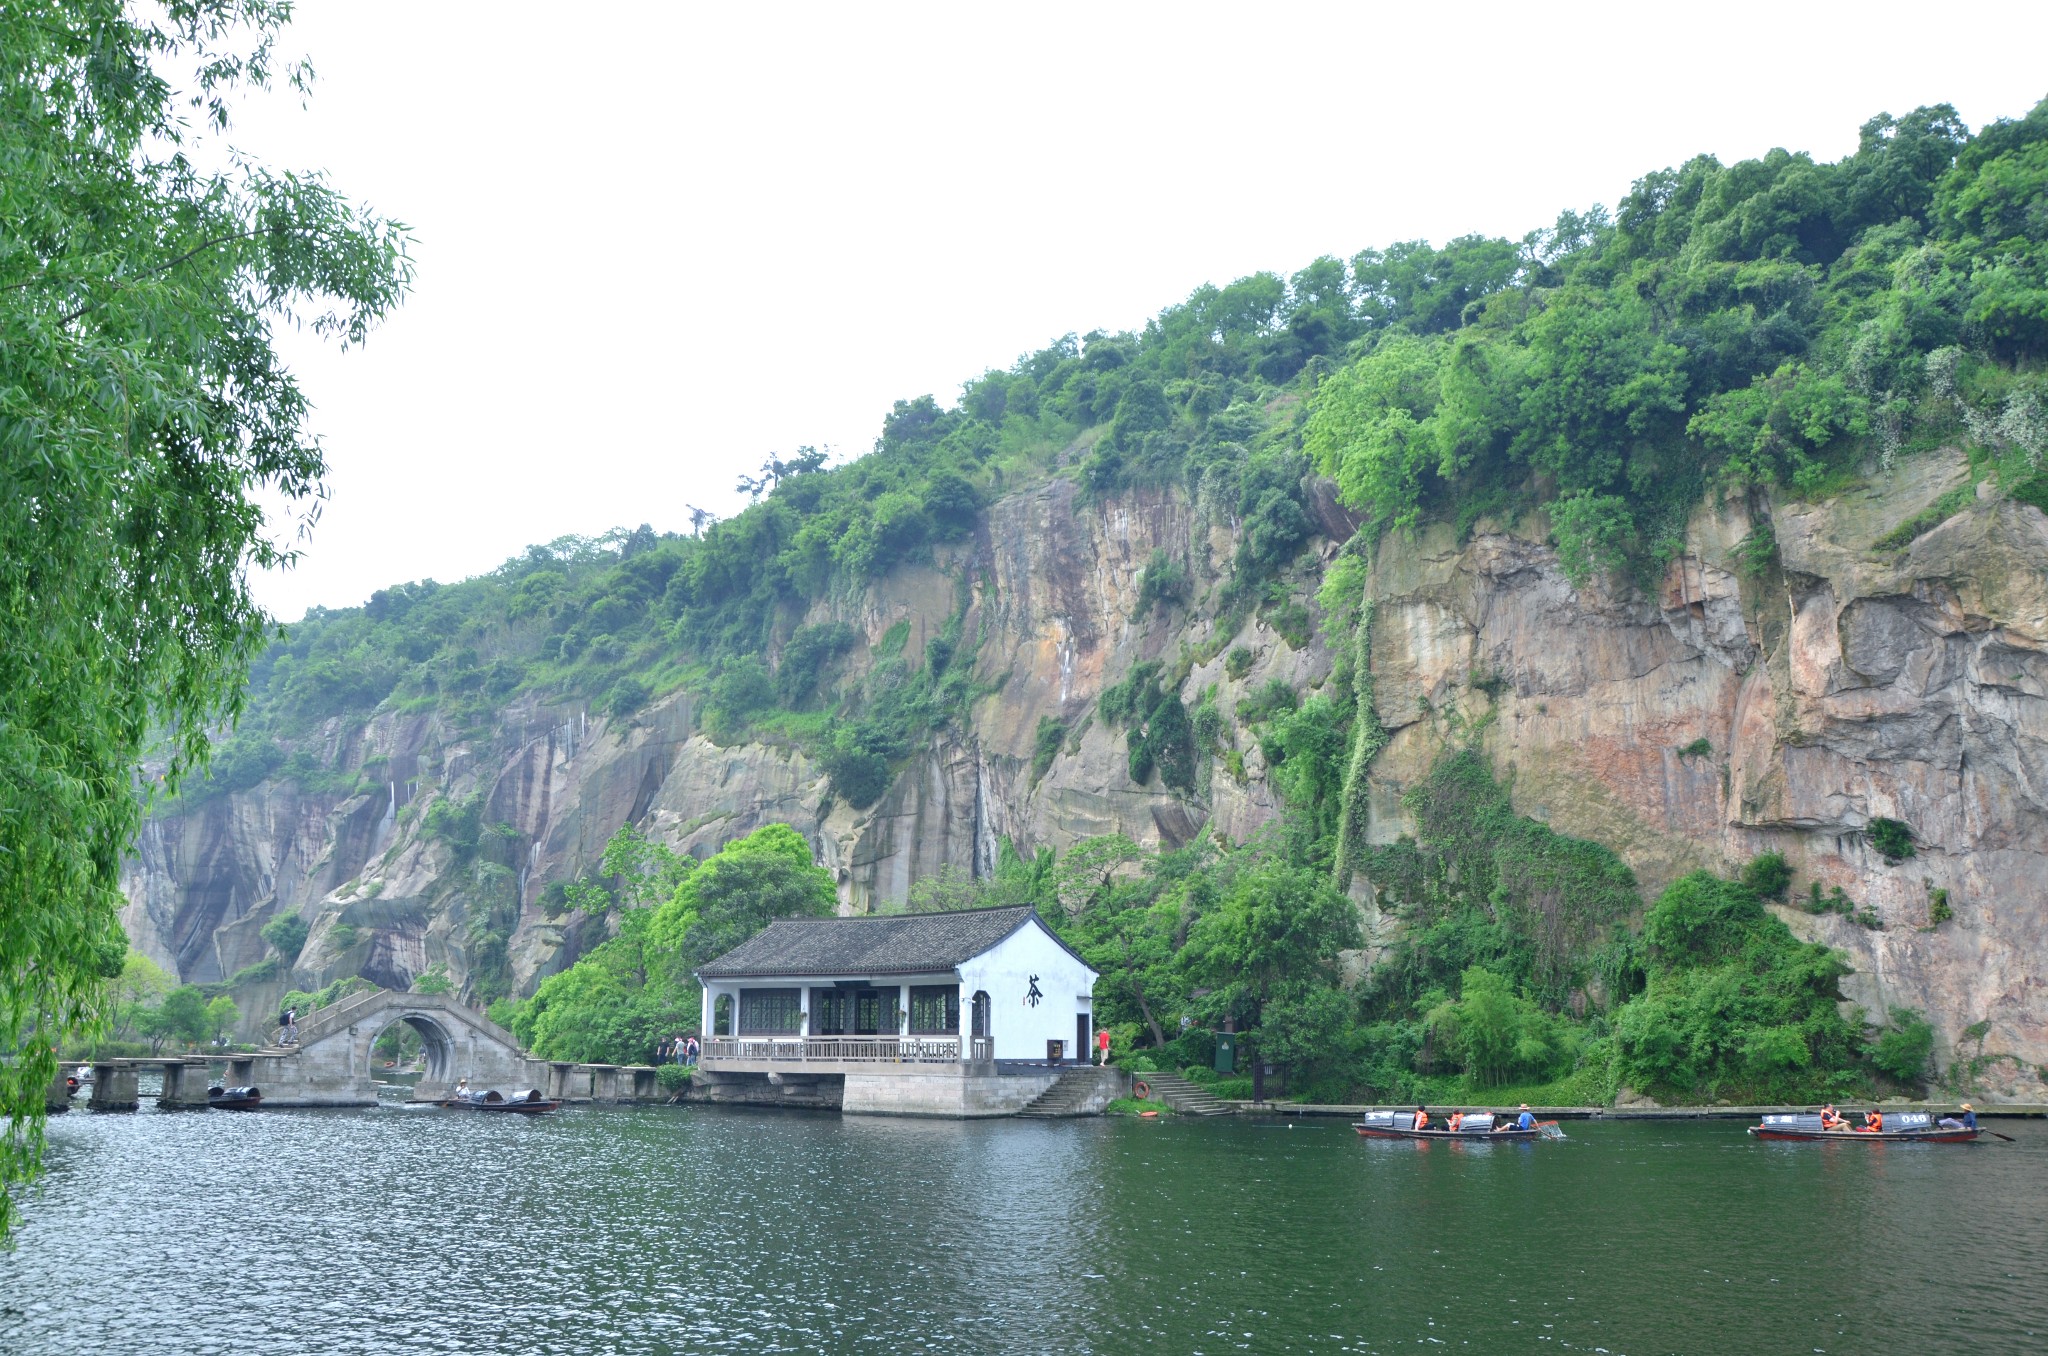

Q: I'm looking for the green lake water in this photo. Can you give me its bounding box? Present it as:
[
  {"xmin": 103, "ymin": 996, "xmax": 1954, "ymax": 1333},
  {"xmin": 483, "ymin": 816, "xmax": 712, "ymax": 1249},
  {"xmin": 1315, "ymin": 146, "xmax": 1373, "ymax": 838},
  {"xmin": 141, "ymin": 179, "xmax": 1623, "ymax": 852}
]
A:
[{"xmin": 3, "ymin": 1104, "xmax": 2043, "ymax": 1354}]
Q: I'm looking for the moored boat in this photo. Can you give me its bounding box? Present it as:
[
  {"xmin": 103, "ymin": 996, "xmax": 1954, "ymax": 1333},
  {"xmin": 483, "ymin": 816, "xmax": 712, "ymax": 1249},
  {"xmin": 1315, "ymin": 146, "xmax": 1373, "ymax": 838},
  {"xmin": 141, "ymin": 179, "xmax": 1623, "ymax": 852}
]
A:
[
  {"xmin": 1351, "ymin": 1110, "xmax": 1560, "ymax": 1141},
  {"xmin": 438, "ymin": 1087, "xmax": 559, "ymax": 1114},
  {"xmin": 1747, "ymin": 1111, "xmax": 1979, "ymax": 1142},
  {"xmin": 207, "ymin": 1084, "xmax": 262, "ymax": 1111}
]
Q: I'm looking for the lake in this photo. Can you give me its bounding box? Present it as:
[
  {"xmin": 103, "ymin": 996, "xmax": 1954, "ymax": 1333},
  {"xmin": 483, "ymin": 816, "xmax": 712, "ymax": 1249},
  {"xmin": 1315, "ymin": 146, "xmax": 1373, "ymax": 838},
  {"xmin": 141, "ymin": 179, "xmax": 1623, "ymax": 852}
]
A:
[{"xmin": 3, "ymin": 1104, "xmax": 2043, "ymax": 1354}]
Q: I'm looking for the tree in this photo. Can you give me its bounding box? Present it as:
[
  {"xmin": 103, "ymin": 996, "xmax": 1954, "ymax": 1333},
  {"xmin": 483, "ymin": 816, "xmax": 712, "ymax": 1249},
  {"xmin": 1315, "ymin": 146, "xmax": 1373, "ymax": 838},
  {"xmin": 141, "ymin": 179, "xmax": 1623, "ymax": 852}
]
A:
[
  {"xmin": 646, "ymin": 823, "xmax": 836, "ymax": 973},
  {"xmin": 107, "ymin": 952, "xmax": 174, "ymax": 1043},
  {"xmin": 0, "ymin": 3, "xmax": 411, "ymax": 1237},
  {"xmin": 204, "ymin": 996, "xmax": 240, "ymax": 1047}
]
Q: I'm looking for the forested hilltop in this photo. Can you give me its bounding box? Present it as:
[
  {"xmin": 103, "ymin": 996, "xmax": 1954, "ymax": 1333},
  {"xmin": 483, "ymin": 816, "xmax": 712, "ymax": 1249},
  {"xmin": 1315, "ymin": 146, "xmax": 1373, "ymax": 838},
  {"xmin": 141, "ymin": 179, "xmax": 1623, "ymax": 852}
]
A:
[{"xmin": 134, "ymin": 96, "xmax": 2048, "ymax": 1108}]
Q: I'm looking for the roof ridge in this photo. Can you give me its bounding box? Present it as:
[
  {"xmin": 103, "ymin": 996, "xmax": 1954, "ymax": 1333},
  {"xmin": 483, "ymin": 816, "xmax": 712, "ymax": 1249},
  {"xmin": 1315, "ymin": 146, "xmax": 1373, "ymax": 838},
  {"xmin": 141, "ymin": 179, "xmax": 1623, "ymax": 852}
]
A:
[{"xmin": 796, "ymin": 902, "xmax": 1034, "ymax": 923}]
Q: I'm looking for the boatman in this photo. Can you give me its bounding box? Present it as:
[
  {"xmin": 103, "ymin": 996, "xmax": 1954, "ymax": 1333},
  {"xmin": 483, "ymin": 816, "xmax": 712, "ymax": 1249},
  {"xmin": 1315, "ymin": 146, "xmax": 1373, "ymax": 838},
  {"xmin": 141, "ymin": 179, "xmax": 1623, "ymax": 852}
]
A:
[
  {"xmin": 1516, "ymin": 1104, "xmax": 1535, "ymax": 1132},
  {"xmin": 1939, "ymin": 1103, "xmax": 1977, "ymax": 1131}
]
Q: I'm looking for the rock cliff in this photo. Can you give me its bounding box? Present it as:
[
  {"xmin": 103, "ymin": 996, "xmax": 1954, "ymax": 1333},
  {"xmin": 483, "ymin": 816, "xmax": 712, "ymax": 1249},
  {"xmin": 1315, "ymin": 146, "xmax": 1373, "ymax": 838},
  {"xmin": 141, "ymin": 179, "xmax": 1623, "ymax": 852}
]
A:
[{"xmin": 122, "ymin": 458, "xmax": 2048, "ymax": 1093}]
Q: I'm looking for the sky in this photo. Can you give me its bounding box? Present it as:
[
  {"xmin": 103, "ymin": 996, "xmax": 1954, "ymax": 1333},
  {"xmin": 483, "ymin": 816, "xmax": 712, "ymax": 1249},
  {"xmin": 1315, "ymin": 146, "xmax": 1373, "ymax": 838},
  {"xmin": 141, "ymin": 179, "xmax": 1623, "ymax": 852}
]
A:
[{"xmin": 224, "ymin": 0, "xmax": 2048, "ymax": 620}]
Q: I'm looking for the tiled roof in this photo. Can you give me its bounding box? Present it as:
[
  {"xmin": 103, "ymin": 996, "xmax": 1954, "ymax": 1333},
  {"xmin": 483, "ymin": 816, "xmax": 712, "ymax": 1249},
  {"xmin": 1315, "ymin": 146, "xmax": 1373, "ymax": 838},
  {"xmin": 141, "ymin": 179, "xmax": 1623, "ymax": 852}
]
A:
[{"xmin": 696, "ymin": 905, "xmax": 1055, "ymax": 979}]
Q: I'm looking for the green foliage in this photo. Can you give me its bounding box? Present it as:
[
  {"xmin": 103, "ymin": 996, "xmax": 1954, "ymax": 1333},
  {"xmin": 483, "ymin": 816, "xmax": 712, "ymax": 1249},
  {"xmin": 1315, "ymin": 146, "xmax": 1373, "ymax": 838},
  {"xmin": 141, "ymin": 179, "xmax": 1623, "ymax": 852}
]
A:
[
  {"xmin": 655, "ymin": 1064, "xmax": 692, "ymax": 1093},
  {"xmin": 1224, "ymin": 646, "xmax": 1255, "ymax": 681},
  {"xmin": 512, "ymin": 823, "xmax": 835, "ymax": 1065},
  {"xmin": 1868, "ymin": 817, "xmax": 1916, "ymax": 862},
  {"xmin": 1740, "ymin": 852, "xmax": 1793, "ymax": 901},
  {"xmin": 411, "ymin": 967, "xmax": 454, "ymax": 996},
  {"xmin": 0, "ymin": 0, "xmax": 412, "ymax": 1237},
  {"xmin": 1134, "ymin": 549, "xmax": 1190, "ymax": 615},
  {"xmin": 1870, "ymin": 1007, "xmax": 1936, "ymax": 1084},
  {"xmin": 1098, "ymin": 662, "xmax": 1197, "ymax": 795},
  {"xmin": 328, "ymin": 923, "xmax": 362, "ymax": 952},
  {"xmin": 1306, "ymin": 97, "xmax": 2048, "ymax": 587},
  {"xmin": 1384, "ymin": 748, "xmax": 1638, "ymax": 1003},
  {"xmin": 1873, "ymin": 484, "xmax": 1975, "ymax": 551},
  {"xmin": 1927, "ymin": 887, "xmax": 1953, "ymax": 926},
  {"xmin": 1425, "ymin": 967, "xmax": 1568, "ymax": 1086},
  {"xmin": 1731, "ymin": 522, "xmax": 1779, "ymax": 579},
  {"xmin": 1677, "ymin": 737, "xmax": 1713, "ymax": 760},
  {"xmin": 260, "ymin": 913, "xmax": 310, "ymax": 965},
  {"xmin": 1029, "ymin": 717, "xmax": 1066, "ymax": 787},
  {"xmin": 1614, "ymin": 872, "xmax": 1866, "ymax": 1101}
]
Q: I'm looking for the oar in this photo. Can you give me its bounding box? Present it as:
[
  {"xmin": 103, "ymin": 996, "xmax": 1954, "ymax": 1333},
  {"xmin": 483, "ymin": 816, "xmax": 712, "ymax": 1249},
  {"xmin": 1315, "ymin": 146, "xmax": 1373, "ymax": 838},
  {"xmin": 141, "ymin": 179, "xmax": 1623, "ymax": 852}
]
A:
[{"xmin": 1987, "ymin": 1129, "xmax": 2016, "ymax": 1142}]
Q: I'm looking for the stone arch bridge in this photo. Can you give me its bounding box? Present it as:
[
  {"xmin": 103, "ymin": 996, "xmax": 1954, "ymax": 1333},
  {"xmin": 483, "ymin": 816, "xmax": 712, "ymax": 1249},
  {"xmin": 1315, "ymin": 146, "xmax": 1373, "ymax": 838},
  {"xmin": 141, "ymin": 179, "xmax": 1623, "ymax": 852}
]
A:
[{"xmin": 207, "ymin": 988, "xmax": 660, "ymax": 1108}]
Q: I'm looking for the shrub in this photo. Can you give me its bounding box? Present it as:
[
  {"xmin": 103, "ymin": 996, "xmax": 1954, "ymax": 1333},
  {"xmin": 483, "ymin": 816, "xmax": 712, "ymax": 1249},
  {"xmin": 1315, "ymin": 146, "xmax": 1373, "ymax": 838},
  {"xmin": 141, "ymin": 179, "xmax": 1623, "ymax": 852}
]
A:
[
  {"xmin": 1739, "ymin": 852, "xmax": 1792, "ymax": 901},
  {"xmin": 260, "ymin": 912, "xmax": 310, "ymax": 964},
  {"xmin": 1134, "ymin": 549, "xmax": 1189, "ymax": 615},
  {"xmin": 655, "ymin": 1065, "xmax": 692, "ymax": 1093},
  {"xmin": 1928, "ymin": 887, "xmax": 1953, "ymax": 926},
  {"xmin": 1870, "ymin": 1008, "xmax": 1935, "ymax": 1084},
  {"xmin": 328, "ymin": 923, "xmax": 361, "ymax": 951},
  {"xmin": 1677, "ymin": 737, "xmax": 1712, "ymax": 759},
  {"xmin": 1225, "ymin": 646, "xmax": 1254, "ymax": 681},
  {"xmin": 1868, "ymin": 817, "xmax": 1915, "ymax": 862},
  {"xmin": 1029, "ymin": 717, "xmax": 1065, "ymax": 787},
  {"xmin": 601, "ymin": 676, "xmax": 650, "ymax": 720}
]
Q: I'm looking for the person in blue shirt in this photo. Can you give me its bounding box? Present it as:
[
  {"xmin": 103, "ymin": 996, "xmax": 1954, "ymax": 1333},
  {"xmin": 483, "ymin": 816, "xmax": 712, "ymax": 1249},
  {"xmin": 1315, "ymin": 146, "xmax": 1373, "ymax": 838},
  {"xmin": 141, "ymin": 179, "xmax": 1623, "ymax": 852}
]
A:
[
  {"xmin": 1516, "ymin": 1103, "xmax": 1535, "ymax": 1132},
  {"xmin": 1941, "ymin": 1102, "xmax": 1978, "ymax": 1131}
]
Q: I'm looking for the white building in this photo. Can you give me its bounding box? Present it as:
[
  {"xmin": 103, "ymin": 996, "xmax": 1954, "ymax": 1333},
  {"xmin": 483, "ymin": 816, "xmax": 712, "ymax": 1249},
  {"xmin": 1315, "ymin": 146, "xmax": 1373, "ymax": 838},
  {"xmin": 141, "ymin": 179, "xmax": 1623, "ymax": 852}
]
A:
[{"xmin": 693, "ymin": 905, "xmax": 1116, "ymax": 1117}]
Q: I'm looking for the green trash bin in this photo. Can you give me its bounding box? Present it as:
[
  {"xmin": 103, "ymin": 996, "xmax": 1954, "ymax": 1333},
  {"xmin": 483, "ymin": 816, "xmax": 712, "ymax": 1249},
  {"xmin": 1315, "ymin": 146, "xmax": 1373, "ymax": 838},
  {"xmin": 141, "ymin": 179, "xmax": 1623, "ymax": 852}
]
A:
[{"xmin": 1214, "ymin": 1033, "xmax": 1236, "ymax": 1075}]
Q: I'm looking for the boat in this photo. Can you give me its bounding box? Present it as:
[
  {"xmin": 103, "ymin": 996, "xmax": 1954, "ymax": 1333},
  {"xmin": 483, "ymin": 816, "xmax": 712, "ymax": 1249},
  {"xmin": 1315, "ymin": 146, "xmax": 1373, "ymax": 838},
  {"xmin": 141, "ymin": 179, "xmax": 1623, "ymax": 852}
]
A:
[
  {"xmin": 1747, "ymin": 1111, "xmax": 1979, "ymax": 1142},
  {"xmin": 1351, "ymin": 1110, "xmax": 1561, "ymax": 1141},
  {"xmin": 207, "ymin": 1084, "xmax": 262, "ymax": 1111},
  {"xmin": 437, "ymin": 1087, "xmax": 559, "ymax": 1115}
]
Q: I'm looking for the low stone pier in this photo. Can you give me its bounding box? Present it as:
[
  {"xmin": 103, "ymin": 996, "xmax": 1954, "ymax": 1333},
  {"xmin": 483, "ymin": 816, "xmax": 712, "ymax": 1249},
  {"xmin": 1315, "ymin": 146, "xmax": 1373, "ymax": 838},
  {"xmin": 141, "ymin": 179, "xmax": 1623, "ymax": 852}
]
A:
[{"xmin": 88, "ymin": 1063, "xmax": 140, "ymax": 1112}]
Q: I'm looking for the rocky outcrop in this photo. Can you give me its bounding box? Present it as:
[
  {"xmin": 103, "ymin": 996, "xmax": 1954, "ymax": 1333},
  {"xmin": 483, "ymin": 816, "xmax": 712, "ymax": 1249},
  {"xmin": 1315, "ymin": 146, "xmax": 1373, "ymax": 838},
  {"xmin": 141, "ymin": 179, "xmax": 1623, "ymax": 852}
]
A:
[
  {"xmin": 1364, "ymin": 448, "xmax": 2048, "ymax": 1098},
  {"xmin": 123, "ymin": 455, "xmax": 2048, "ymax": 1094}
]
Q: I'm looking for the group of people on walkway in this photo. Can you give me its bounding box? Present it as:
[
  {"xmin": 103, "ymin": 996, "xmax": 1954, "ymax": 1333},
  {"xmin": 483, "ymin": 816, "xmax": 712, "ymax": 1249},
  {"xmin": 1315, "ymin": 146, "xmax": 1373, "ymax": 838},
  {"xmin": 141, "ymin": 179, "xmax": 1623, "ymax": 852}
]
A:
[{"xmin": 656, "ymin": 1034, "xmax": 700, "ymax": 1066}]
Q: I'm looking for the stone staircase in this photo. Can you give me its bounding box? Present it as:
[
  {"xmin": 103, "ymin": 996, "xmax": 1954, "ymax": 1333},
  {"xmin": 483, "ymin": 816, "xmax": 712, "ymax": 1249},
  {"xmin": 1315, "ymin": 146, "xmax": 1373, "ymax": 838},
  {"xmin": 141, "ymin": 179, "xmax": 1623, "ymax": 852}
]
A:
[
  {"xmin": 1140, "ymin": 1071, "xmax": 1233, "ymax": 1116},
  {"xmin": 1017, "ymin": 1067, "xmax": 1123, "ymax": 1118}
]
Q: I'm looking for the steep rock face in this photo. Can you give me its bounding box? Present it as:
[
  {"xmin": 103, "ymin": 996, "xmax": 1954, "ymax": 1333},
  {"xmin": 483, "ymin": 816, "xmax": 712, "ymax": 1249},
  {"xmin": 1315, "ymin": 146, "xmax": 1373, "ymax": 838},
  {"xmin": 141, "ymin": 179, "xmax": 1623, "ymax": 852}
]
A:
[
  {"xmin": 1364, "ymin": 448, "xmax": 2048, "ymax": 1095},
  {"xmin": 121, "ymin": 481, "xmax": 1318, "ymax": 1025},
  {"xmin": 124, "ymin": 458, "xmax": 2048, "ymax": 1093}
]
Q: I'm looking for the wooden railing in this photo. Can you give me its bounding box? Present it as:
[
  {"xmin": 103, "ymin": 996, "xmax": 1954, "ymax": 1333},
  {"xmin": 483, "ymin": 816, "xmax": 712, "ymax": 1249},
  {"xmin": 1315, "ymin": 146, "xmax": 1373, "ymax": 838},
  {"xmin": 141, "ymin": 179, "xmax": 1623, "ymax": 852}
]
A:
[{"xmin": 703, "ymin": 1036, "xmax": 967, "ymax": 1064}]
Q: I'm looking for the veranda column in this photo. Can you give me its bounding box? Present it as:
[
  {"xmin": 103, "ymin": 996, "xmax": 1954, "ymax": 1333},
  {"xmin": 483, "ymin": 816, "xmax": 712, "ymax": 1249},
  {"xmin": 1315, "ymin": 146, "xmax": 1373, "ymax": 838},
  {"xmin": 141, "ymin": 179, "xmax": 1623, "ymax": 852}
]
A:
[
  {"xmin": 700, "ymin": 984, "xmax": 712, "ymax": 1042},
  {"xmin": 898, "ymin": 983, "xmax": 910, "ymax": 1041}
]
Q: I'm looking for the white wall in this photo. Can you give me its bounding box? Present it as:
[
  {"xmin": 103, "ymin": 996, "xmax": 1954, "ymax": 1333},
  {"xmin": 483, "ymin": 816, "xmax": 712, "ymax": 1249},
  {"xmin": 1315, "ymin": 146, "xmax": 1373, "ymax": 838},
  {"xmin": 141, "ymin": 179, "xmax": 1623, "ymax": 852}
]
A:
[{"xmin": 957, "ymin": 919, "xmax": 1098, "ymax": 1061}]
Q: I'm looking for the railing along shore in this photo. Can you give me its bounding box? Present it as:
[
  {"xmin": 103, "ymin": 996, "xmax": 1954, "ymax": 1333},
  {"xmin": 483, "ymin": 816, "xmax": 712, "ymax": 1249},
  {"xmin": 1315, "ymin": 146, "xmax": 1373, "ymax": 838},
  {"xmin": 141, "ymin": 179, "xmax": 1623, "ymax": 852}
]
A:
[{"xmin": 703, "ymin": 1036, "xmax": 996, "ymax": 1064}]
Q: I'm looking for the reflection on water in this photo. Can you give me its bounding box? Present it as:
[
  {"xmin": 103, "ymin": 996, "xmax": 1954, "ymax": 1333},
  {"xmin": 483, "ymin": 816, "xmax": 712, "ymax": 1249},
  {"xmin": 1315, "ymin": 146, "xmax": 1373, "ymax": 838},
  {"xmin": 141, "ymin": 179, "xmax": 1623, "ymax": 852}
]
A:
[{"xmin": 3, "ymin": 1107, "xmax": 2044, "ymax": 1354}]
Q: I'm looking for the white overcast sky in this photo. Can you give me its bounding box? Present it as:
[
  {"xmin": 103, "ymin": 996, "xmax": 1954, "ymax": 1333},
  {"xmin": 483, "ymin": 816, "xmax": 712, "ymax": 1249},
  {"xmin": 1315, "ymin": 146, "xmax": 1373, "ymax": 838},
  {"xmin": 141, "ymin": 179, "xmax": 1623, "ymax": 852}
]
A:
[{"xmin": 225, "ymin": 1, "xmax": 2048, "ymax": 620}]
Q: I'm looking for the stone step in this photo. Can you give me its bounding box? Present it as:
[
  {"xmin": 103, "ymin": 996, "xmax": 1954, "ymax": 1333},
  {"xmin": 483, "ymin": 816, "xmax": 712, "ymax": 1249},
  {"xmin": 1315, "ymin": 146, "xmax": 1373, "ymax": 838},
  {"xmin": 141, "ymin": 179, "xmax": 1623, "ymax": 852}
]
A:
[
  {"xmin": 1017, "ymin": 1068, "xmax": 1115, "ymax": 1118},
  {"xmin": 1140, "ymin": 1071, "xmax": 1233, "ymax": 1116}
]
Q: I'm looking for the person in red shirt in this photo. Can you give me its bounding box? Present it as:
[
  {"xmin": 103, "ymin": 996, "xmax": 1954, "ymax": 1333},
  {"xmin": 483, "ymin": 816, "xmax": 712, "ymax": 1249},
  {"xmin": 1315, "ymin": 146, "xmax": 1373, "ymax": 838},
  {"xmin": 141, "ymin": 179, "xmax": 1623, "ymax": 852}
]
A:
[{"xmin": 1095, "ymin": 1025, "xmax": 1111, "ymax": 1066}]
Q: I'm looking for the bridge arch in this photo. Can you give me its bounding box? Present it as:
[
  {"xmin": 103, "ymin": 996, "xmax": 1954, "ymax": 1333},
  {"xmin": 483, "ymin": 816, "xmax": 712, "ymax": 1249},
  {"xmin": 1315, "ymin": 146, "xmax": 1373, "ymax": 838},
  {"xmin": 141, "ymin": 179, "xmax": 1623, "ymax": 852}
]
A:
[{"xmin": 355, "ymin": 1007, "xmax": 462, "ymax": 1085}]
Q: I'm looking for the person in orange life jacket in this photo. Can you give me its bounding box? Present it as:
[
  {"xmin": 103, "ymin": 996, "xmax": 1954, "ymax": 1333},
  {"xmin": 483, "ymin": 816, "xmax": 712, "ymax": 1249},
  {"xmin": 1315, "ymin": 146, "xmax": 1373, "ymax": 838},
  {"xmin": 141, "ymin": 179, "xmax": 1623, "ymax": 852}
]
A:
[
  {"xmin": 1860, "ymin": 1109, "xmax": 1884, "ymax": 1132},
  {"xmin": 1820, "ymin": 1103, "xmax": 1846, "ymax": 1130},
  {"xmin": 1412, "ymin": 1105, "xmax": 1429, "ymax": 1131},
  {"xmin": 1447, "ymin": 1110, "xmax": 1464, "ymax": 1133}
]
